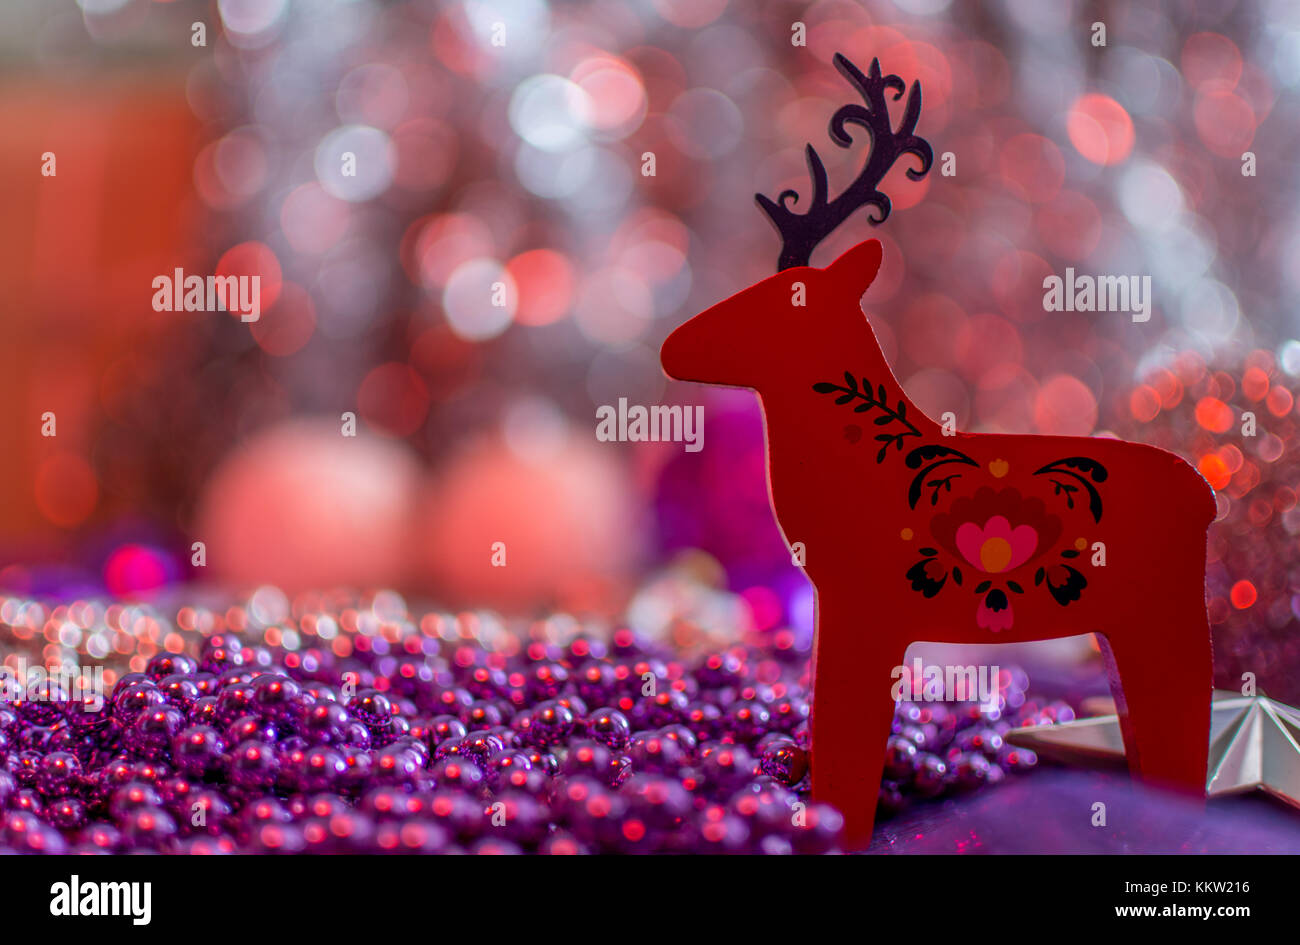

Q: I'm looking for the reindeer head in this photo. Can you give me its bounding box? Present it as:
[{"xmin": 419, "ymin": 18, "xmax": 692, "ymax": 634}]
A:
[
  {"xmin": 661, "ymin": 239, "xmax": 886, "ymax": 388},
  {"xmin": 661, "ymin": 53, "xmax": 932, "ymax": 390}
]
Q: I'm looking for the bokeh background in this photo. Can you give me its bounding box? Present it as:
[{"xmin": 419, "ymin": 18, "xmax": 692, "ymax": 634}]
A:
[{"xmin": 2, "ymin": 0, "xmax": 1299, "ymax": 698}]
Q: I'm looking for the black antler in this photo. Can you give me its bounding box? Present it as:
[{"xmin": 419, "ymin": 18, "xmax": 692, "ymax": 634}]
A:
[{"xmin": 756, "ymin": 53, "xmax": 934, "ymax": 271}]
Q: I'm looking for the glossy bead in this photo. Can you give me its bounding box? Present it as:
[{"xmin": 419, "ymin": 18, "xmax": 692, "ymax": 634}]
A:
[
  {"xmin": 699, "ymin": 742, "xmax": 755, "ymax": 790},
  {"xmin": 147, "ymin": 652, "xmax": 198, "ymax": 681},
  {"xmin": 884, "ymin": 735, "xmax": 919, "ymax": 780},
  {"xmin": 172, "ymin": 725, "xmax": 227, "ymax": 778},
  {"xmin": 251, "ymin": 674, "xmax": 302, "ymax": 720},
  {"xmin": 347, "ymin": 689, "xmax": 392, "ymax": 727},
  {"xmin": 112, "ymin": 682, "xmax": 166, "ymax": 726},
  {"xmin": 110, "ymin": 781, "xmax": 163, "ymax": 820},
  {"xmin": 560, "ymin": 740, "xmax": 610, "ymax": 779},
  {"xmin": 226, "ymin": 714, "xmax": 279, "ymax": 745},
  {"xmin": 584, "ymin": 707, "xmax": 631, "ymax": 750},
  {"xmin": 297, "ymin": 746, "xmax": 348, "ymax": 793},
  {"xmin": 230, "ymin": 739, "xmax": 278, "ymax": 790},
  {"xmin": 37, "ymin": 751, "xmax": 81, "ymax": 797},
  {"xmin": 461, "ymin": 700, "xmax": 503, "ymax": 731},
  {"xmin": 214, "ymin": 685, "xmax": 258, "ymax": 726},
  {"xmin": 912, "ymin": 752, "xmax": 949, "ymax": 797},
  {"xmin": 527, "ymin": 700, "xmax": 575, "ymax": 747},
  {"xmin": 628, "ymin": 731, "xmax": 688, "ymax": 775},
  {"xmin": 758, "ymin": 738, "xmax": 809, "ymax": 786},
  {"xmin": 129, "ymin": 706, "xmax": 186, "ymax": 760},
  {"xmin": 157, "ymin": 674, "xmax": 201, "ymax": 708}
]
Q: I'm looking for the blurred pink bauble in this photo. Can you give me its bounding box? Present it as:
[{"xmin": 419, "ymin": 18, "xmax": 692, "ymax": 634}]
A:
[
  {"xmin": 195, "ymin": 420, "xmax": 421, "ymax": 592},
  {"xmin": 416, "ymin": 427, "xmax": 642, "ymax": 613}
]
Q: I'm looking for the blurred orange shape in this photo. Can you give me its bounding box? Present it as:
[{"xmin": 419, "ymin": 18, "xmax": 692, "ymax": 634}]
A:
[
  {"xmin": 1198, "ymin": 452, "xmax": 1230, "ymax": 490},
  {"xmin": 1194, "ymin": 396, "xmax": 1234, "ymax": 432},
  {"xmin": 1193, "ymin": 89, "xmax": 1255, "ymax": 157},
  {"xmin": 1032, "ymin": 375, "xmax": 1096, "ymax": 436},
  {"xmin": 1241, "ymin": 366, "xmax": 1270, "ymax": 401},
  {"xmin": 1230, "ymin": 580, "xmax": 1257, "ymax": 609},
  {"xmin": 1067, "ymin": 94, "xmax": 1134, "ymax": 166},
  {"xmin": 217, "ymin": 241, "xmax": 283, "ymax": 311},
  {"xmin": 508, "ymin": 249, "xmax": 575, "ymax": 326},
  {"xmin": 1129, "ymin": 384, "xmax": 1161, "ymax": 422}
]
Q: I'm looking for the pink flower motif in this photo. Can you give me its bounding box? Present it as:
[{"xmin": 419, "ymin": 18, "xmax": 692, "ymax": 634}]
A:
[{"xmin": 954, "ymin": 515, "xmax": 1038, "ymax": 574}]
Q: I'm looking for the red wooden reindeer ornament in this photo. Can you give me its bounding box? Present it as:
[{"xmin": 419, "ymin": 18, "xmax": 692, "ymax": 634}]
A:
[{"xmin": 661, "ymin": 53, "xmax": 1216, "ymax": 849}]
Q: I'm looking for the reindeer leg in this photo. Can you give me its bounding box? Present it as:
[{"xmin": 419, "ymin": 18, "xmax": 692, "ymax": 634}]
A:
[
  {"xmin": 1096, "ymin": 587, "xmax": 1212, "ymax": 799},
  {"xmin": 809, "ymin": 591, "xmax": 900, "ymax": 851}
]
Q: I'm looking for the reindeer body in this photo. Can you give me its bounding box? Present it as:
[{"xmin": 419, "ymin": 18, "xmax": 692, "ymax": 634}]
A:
[{"xmin": 662, "ymin": 239, "xmax": 1215, "ymax": 849}]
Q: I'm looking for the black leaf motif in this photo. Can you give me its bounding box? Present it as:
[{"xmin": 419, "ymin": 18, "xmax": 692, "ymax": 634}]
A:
[
  {"xmin": 906, "ymin": 559, "xmax": 947, "ymax": 598},
  {"xmin": 813, "ymin": 368, "xmax": 924, "ymax": 463},
  {"xmin": 1035, "ymin": 457, "xmax": 1108, "ymax": 523},
  {"xmin": 1045, "ymin": 565, "xmax": 1087, "ymax": 606}
]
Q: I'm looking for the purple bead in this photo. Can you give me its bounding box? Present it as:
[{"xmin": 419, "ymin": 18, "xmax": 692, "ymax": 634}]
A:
[
  {"xmin": 121, "ymin": 805, "xmax": 178, "ymax": 848},
  {"xmin": 214, "ymin": 685, "xmax": 258, "ymax": 726},
  {"xmin": 628, "ymin": 731, "xmax": 689, "ymax": 775},
  {"xmin": 758, "ymin": 738, "xmax": 808, "ymax": 786},
  {"xmin": 4, "ymin": 810, "xmax": 66, "ymax": 854},
  {"xmin": 36, "ymin": 751, "xmax": 81, "ymax": 797},
  {"xmin": 373, "ymin": 818, "xmax": 447, "ymax": 854},
  {"xmin": 699, "ymin": 742, "xmax": 755, "ymax": 791},
  {"xmin": 173, "ymin": 725, "xmax": 227, "ymax": 778},
  {"xmin": 952, "ymin": 751, "xmax": 993, "ymax": 790},
  {"xmin": 251, "ymin": 673, "xmax": 302, "ymax": 720},
  {"xmin": 457, "ymin": 731, "xmax": 505, "ymax": 765},
  {"xmin": 373, "ymin": 745, "xmax": 423, "ymax": 787},
  {"xmin": 78, "ymin": 822, "xmax": 122, "ymax": 853},
  {"xmin": 230, "ymin": 739, "xmax": 278, "ymax": 790},
  {"xmin": 129, "ymin": 705, "xmax": 186, "ymax": 760},
  {"xmin": 461, "ymin": 700, "xmax": 504, "ymax": 731},
  {"xmin": 912, "ymin": 753, "xmax": 949, "ymax": 797},
  {"xmin": 157, "ymin": 674, "xmax": 201, "ymax": 707},
  {"xmin": 300, "ymin": 701, "xmax": 350, "ymax": 745},
  {"xmin": 884, "ymin": 734, "xmax": 919, "ymax": 780},
  {"xmin": 486, "ymin": 790, "xmax": 548, "ymax": 846},
  {"xmin": 187, "ymin": 696, "xmax": 221, "ymax": 726},
  {"xmin": 112, "ymin": 681, "xmax": 166, "ymax": 726},
  {"xmin": 527, "ymin": 700, "xmax": 575, "ymax": 747},
  {"xmin": 226, "ymin": 714, "xmax": 279, "ymax": 745},
  {"xmin": 584, "ymin": 707, "xmax": 631, "ymax": 750},
  {"xmin": 110, "ymin": 781, "xmax": 163, "ymax": 820},
  {"xmin": 347, "ymin": 689, "xmax": 392, "ymax": 728},
  {"xmin": 789, "ymin": 803, "xmax": 844, "ymax": 854},
  {"xmin": 297, "ymin": 746, "xmax": 348, "ymax": 793},
  {"xmin": 147, "ymin": 652, "xmax": 198, "ymax": 681},
  {"xmin": 560, "ymin": 740, "xmax": 610, "ymax": 779}
]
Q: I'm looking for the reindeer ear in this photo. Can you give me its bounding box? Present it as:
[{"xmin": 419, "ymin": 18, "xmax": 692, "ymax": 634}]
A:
[{"xmin": 826, "ymin": 239, "xmax": 883, "ymax": 291}]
